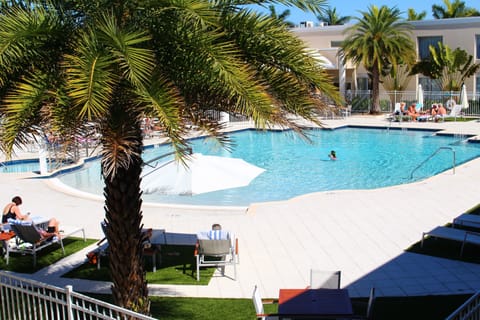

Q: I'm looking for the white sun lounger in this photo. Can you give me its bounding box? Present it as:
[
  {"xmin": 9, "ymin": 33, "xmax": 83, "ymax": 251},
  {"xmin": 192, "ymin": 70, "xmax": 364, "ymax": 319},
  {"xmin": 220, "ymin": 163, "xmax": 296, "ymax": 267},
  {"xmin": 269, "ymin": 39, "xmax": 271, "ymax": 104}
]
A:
[
  {"xmin": 421, "ymin": 226, "xmax": 480, "ymax": 256},
  {"xmin": 453, "ymin": 214, "xmax": 480, "ymax": 229}
]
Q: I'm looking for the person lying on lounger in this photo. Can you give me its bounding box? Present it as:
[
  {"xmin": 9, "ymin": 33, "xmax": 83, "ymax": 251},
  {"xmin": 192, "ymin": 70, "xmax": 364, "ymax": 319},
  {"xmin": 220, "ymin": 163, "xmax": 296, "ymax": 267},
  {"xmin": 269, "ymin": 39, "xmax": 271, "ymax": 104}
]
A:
[{"xmin": 3, "ymin": 195, "xmax": 60, "ymax": 237}]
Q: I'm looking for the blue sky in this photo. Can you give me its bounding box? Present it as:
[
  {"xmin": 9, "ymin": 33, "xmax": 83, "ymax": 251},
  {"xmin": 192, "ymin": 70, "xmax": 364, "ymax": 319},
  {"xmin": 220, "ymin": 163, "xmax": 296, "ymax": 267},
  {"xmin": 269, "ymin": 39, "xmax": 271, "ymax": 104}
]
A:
[{"xmin": 252, "ymin": 1, "xmax": 442, "ymax": 24}]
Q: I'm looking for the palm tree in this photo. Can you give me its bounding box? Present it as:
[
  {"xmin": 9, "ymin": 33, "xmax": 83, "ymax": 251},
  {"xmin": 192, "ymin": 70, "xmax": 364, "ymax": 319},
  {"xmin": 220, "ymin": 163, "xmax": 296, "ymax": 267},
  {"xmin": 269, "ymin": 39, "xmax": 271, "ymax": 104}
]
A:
[
  {"xmin": 407, "ymin": 8, "xmax": 427, "ymax": 20},
  {"xmin": 316, "ymin": 7, "xmax": 351, "ymax": 25},
  {"xmin": 339, "ymin": 5, "xmax": 416, "ymax": 114},
  {"xmin": 268, "ymin": 5, "xmax": 294, "ymax": 27},
  {"xmin": 432, "ymin": 0, "xmax": 480, "ymax": 19},
  {"xmin": 0, "ymin": 0, "xmax": 338, "ymax": 314}
]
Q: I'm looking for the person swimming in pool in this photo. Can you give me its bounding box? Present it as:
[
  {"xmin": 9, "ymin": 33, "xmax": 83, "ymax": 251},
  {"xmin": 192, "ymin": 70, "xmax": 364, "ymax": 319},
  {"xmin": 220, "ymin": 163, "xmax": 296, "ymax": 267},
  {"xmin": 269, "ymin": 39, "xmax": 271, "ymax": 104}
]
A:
[{"xmin": 329, "ymin": 150, "xmax": 337, "ymax": 160}]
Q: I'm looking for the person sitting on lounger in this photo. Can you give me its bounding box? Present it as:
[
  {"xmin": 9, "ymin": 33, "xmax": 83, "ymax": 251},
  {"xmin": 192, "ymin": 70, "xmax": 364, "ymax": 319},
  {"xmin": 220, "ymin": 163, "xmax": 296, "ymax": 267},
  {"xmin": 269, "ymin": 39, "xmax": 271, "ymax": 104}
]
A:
[
  {"xmin": 435, "ymin": 104, "xmax": 447, "ymax": 122},
  {"xmin": 207, "ymin": 223, "xmax": 229, "ymax": 240},
  {"xmin": 2, "ymin": 196, "xmax": 30, "ymax": 223},
  {"xmin": 3, "ymin": 195, "xmax": 60, "ymax": 236},
  {"xmin": 407, "ymin": 104, "xmax": 419, "ymax": 121}
]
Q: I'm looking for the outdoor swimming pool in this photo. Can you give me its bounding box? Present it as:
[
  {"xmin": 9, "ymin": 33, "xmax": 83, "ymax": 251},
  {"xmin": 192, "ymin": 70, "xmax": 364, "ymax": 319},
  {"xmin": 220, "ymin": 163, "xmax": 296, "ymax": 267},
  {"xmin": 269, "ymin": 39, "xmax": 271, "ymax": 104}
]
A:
[
  {"xmin": 0, "ymin": 159, "xmax": 40, "ymax": 173},
  {"xmin": 55, "ymin": 127, "xmax": 480, "ymax": 206}
]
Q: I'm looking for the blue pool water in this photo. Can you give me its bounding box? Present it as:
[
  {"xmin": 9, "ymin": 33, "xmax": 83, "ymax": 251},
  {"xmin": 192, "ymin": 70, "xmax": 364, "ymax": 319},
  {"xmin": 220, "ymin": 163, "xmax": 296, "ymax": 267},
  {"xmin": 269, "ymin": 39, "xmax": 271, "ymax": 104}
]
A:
[
  {"xmin": 1, "ymin": 159, "xmax": 39, "ymax": 173},
  {"xmin": 55, "ymin": 128, "xmax": 480, "ymax": 206}
]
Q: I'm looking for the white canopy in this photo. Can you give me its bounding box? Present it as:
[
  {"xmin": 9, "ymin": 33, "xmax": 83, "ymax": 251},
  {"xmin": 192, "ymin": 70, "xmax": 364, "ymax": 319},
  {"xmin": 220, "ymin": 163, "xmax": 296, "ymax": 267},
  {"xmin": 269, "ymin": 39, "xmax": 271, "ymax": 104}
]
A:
[{"xmin": 306, "ymin": 49, "xmax": 336, "ymax": 69}]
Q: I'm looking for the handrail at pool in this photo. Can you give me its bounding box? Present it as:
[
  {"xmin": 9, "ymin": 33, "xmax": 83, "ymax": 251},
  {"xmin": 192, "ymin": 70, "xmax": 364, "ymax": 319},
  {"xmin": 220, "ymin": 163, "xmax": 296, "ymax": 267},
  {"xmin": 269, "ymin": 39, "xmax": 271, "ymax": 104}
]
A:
[
  {"xmin": 141, "ymin": 147, "xmax": 193, "ymax": 178},
  {"xmin": 143, "ymin": 147, "xmax": 192, "ymax": 168},
  {"xmin": 410, "ymin": 146, "xmax": 456, "ymax": 179}
]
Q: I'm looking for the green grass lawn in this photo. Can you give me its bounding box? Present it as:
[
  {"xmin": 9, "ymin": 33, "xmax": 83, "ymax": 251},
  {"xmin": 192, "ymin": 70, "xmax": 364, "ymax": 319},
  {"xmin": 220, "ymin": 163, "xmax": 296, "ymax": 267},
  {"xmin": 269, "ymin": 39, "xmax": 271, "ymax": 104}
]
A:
[
  {"xmin": 0, "ymin": 237, "xmax": 95, "ymax": 273},
  {"xmin": 74, "ymin": 203, "xmax": 480, "ymax": 319},
  {"xmin": 63, "ymin": 244, "xmax": 216, "ymax": 285}
]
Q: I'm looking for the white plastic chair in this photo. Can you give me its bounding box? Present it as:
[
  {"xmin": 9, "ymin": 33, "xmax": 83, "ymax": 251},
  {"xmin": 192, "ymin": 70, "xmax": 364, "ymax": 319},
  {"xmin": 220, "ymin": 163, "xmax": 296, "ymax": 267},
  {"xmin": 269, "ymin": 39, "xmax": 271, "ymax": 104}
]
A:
[
  {"xmin": 342, "ymin": 105, "xmax": 352, "ymax": 118},
  {"xmin": 366, "ymin": 287, "xmax": 376, "ymax": 319},
  {"xmin": 309, "ymin": 269, "xmax": 341, "ymax": 289},
  {"xmin": 252, "ymin": 285, "xmax": 278, "ymax": 320}
]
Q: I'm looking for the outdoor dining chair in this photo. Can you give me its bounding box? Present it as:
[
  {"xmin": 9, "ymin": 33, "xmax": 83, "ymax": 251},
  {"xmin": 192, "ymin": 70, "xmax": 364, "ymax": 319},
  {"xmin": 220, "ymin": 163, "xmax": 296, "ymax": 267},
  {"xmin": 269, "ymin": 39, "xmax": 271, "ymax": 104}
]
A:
[{"xmin": 309, "ymin": 269, "xmax": 341, "ymax": 289}]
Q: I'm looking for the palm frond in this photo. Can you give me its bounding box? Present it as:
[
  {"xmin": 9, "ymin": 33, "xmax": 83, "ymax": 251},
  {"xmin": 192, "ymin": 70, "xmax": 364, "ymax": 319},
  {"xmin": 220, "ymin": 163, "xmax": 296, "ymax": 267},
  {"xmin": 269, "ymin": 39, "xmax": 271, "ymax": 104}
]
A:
[
  {"xmin": 96, "ymin": 13, "xmax": 155, "ymax": 89},
  {"xmin": 64, "ymin": 29, "xmax": 117, "ymax": 120},
  {"xmin": 0, "ymin": 3, "xmax": 66, "ymax": 86},
  {"xmin": 1, "ymin": 72, "xmax": 51, "ymax": 154}
]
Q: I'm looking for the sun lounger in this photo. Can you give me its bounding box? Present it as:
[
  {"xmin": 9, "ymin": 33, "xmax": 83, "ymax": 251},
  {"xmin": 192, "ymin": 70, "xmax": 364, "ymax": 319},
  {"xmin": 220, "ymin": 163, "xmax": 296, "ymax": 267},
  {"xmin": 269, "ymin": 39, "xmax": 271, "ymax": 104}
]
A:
[
  {"xmin": 453, "ymin": 214, "xmax": 480, "ymax": 229},
  {"xmin": 7, "ymin": 221, "xmax": 85, "ymax": 266},
  {"xmin": 421, "ymin": 226, "xmax": 480, "ymax": 256}
]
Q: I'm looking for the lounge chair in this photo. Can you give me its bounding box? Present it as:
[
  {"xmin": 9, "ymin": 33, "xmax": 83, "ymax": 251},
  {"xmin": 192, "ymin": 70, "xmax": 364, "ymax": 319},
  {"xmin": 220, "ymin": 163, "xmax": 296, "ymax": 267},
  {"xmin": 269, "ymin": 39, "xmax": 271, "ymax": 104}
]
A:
[
  {"xmin": 436, "ymin": 104, "xmax": 462, "ymax": 122},
  {"xmin": 387, "ymin": 103, "xmax": 401, "ymax": 121},
  {"xmin": 453, "ymin": 214, "xmax": 480, "ymax": 229},
  {"xmin": 421, "ymin": 226, "xmax": 480, "ymax": 256},
  {"xmin": 195, "ymin": 232, "xmax": 237, "ymax": 281},
  {"xmin": 6, "ymin": 220, "xmax": 85, "ymax": 266},
  {"xmin": 309, "ymin": 269, "xmax": 341, "ymax": 289}
]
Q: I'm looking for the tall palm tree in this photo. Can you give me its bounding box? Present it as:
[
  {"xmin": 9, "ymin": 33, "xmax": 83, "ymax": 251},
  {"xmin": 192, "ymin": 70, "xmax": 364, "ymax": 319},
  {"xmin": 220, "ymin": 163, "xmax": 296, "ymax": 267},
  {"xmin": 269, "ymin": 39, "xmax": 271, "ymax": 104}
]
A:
[
  {"xmin": 316, "ymin": 6, "xmax": 351, "ymax": 25},
  {"xmin": 407, "ymin": 8, "xmax": 427, "ymax": 20},
  {"xmin": 339, "ymin": 5, "xmax": 416, "ymax": 114},
  {"xmin": 432, "ymin": 0, "xmax": 480, "ymax": 19},
  {"xmin": 0, "ymin": 0, "xmax": 338, "ymax": 314}
]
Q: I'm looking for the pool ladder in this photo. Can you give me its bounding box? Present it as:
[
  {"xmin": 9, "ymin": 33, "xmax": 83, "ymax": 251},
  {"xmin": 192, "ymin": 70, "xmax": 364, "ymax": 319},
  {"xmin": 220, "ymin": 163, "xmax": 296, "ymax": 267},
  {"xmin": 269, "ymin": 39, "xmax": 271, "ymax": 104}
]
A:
[{"xmin": 410, "ymin": 146, "xmax": 456, "ymax": 179}]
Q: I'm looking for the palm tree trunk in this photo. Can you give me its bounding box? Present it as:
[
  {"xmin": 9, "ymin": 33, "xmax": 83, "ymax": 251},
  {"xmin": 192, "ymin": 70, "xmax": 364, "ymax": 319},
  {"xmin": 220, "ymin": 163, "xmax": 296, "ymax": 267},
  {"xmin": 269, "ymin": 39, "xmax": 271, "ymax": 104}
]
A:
[{"xmin": 102, "ymin": 102, "xmax": 150, "ymax": 314}]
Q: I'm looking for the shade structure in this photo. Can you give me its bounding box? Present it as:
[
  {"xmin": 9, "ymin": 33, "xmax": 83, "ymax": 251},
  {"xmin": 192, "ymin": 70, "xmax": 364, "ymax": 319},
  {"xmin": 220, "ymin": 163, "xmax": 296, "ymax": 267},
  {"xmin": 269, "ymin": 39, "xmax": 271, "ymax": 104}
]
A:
[
  {"xmin": 417, "ymin": 84, "xmax": 424, "ymax": 111},
  {"xmin": 460, "ymin": 84, "xmax": 469, "ymax": 109},
  {"xmin": 141, "ymin": 153, "xmax": 265, "ymax": 195}
]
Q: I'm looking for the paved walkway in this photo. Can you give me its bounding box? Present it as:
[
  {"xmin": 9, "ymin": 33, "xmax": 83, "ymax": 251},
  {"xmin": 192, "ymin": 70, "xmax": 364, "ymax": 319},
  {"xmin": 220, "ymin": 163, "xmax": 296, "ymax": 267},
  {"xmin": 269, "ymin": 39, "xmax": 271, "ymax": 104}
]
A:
[{"xmin": 2, "ymin": 115, "xmax": 480, "ymax": 299}]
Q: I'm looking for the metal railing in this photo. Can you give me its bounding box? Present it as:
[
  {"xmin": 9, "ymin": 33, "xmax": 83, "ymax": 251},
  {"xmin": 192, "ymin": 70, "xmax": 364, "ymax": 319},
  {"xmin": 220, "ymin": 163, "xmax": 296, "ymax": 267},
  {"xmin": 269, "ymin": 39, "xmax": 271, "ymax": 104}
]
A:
[
  {"xmin": 0, "ymin": 271, "xmax": 156, "ymax": 320},
  {"xmin": 349, "ymin": 90, "xmax": 480, "ymax": 116},
  {"xmin": 446, "ymin": 291, "xmax": 480, "ymax": 320},
  {"xmin": 410, "ymin": 146, "xmax": 456, "ymax": 179}
]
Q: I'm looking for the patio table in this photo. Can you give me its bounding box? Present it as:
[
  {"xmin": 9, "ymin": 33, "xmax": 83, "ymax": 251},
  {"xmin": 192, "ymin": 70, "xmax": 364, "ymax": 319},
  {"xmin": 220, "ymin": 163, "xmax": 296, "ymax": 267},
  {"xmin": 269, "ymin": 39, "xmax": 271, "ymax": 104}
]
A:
[{"xmin": 278, "ymin": 288, "xmax": 353, "ymax": 319}]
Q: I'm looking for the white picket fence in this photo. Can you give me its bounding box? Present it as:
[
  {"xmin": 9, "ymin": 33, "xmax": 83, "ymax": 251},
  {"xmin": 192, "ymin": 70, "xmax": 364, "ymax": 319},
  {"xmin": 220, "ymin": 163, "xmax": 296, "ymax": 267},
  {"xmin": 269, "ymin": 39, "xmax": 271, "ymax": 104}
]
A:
[{"xmin": 0, "ymin": 271, "xmax": 156, "ymax": 320}]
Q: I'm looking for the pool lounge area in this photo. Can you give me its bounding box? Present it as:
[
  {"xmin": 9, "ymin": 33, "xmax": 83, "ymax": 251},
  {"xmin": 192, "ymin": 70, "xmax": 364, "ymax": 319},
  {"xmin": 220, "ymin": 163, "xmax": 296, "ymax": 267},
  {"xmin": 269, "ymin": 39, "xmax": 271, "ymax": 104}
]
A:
[{"xmin": 2, "ymin": 115, "xmax": 480, "ymax": 302}]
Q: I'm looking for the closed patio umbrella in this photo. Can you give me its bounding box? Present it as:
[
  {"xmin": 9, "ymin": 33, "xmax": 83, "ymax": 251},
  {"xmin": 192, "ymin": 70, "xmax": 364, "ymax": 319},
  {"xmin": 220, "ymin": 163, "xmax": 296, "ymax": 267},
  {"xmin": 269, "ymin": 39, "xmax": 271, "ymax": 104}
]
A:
[
  {"xmin": 460, "ymin": 84, "xmax": 469, "ymax": 110},
  {"xmin": 141, "ymin": 153, "xmax": 265, "ymax": 195},
  {"xmin": 417, "ymin": 84, "xmax": 424, "ymax": 112}
]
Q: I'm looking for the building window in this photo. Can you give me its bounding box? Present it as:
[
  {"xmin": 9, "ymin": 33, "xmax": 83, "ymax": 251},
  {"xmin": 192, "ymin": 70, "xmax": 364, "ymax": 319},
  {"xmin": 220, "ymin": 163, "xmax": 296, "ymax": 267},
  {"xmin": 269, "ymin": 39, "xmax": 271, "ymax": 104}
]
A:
[
  {"xmin": 331, "ymin": 40, "xmax": 343, "ymax": 48},
  {"xmin": 419, "ymin": 77, "xmax": 441, "ymax": 92},
  {"xmin": 357, "ymin": 77, "xmax": 370, "ymax": 91},
  {"xmin": 476, "ymin": 35, "xmax": 480, "ymax": 59},
  {"xmin": 418, "ymin": 36, "xmax": 442, "ymax": 60},
  {"xmin": 476, "ymin": 75, "xmax": 480, "ymax": 94}
]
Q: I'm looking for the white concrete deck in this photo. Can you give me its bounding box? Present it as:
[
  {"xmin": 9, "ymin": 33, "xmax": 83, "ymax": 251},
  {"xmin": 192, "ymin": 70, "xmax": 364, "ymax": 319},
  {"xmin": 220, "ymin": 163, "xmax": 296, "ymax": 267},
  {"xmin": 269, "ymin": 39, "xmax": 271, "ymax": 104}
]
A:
[{"xmin": 2, "ymin": 115, "xmax": 480, "ymax": 299}]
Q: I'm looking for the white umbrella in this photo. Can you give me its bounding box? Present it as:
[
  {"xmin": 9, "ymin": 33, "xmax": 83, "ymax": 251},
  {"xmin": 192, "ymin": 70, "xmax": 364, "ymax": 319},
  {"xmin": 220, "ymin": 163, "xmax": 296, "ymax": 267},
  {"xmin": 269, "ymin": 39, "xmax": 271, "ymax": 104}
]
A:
[
  {"xmin": 306, "ymin": 49, "xmax": 336, "ymax": 69},
  {"xmin": 417, "ymin": 84, "xmax": 424, "ymax": 112},
  {"xmin": 141, "ymin": 153, "xmax": 265, "ymax": 195},
  {"xmin": 460, "ymin": 84, "xmax": 469, "ymax": 110}
]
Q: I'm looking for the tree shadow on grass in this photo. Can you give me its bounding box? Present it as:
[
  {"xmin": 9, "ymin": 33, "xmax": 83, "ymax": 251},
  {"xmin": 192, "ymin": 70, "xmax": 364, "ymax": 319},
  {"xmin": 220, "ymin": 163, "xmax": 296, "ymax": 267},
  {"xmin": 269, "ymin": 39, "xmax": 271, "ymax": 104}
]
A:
[
  {"xmin": 0, "ymin": 238, "xmax": 96, "ymax": 273},
  {"xmin": 63, "ymin": 244, "xmax": 216, "ymax": 285}
]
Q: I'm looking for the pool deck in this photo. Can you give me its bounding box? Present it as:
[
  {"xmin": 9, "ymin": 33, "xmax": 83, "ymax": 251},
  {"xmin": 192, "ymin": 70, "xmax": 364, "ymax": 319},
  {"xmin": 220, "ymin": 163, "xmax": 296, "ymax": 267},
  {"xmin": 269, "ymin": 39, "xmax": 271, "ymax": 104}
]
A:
[{"xmin": 2, "ymin": 115, "xmax": 480, "ymax": 299}]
